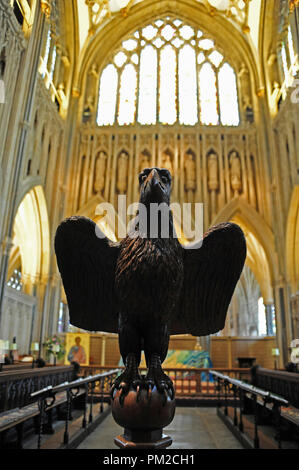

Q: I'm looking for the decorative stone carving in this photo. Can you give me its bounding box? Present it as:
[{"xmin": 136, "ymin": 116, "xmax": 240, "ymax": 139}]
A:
[
  {"xmin": 207, "ymin": 151, "xmax": 219, "ymax": 220},
  {"xmin": 94, "ymin": 151, "xmax": 107, "ymax": 194},
  {"xmin": 117, "ymin": 151, "xmax": 129, "ymax": 193},
  {"xmin": 229, "ymin": 151, "xmax": 242, "ymax": 197},
  {"xmin": 161, "ymin": 151, "xmax": 173, "ymax": 175},
  {"xmin": 184, "ymin": 151, "xmax": 196, "ymax": 203},
  {"xmin": 75, "ymin": 126, "xmax": 262, "ymax": 227},
  {"xmin": 139, "ymin": 152, "xmax": 150, "ymax": 173},
  {"xmin": 184, "ymin": 152, "xmax": 196, "ymax": 192},
  {"xmin": 207, "ymin": 151, "xmax": 219, "ymax": 192}
]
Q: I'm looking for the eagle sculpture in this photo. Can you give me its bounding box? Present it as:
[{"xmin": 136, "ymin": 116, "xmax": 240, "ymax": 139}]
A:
[{"xmin": 55, "ymin": 168, "xmax": 246, "ymax": 404}]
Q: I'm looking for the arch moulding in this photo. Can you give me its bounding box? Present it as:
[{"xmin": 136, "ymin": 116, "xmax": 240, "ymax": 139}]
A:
[{"xmin": 74, "ymin": 0, "xmax": 261, "ymax": 110}]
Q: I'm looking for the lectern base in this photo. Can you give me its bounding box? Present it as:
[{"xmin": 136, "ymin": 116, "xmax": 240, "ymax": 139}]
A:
[{"xmin": 114, "ymin": 430, "xmax": 172, "ymax": 449}]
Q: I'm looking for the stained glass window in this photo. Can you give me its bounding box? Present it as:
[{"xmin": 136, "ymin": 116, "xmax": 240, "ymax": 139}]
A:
[
  {"xmin": 96, "ymin": 17, "xmax": 240, "ymax": 127},
  {"xmin": 7, "ymin": 268, "xmax": 22, "ymax": 291}
]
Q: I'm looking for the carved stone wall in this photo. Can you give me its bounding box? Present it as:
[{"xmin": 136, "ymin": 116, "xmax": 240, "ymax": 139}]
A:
[
  {"xmin": 0, "ymin": 286, "xmax": 36, "ymax": 354},
  {"xmin": 0, "ymin": 0, "xmax": 26, "ymax": 225},
  {"xmin": 73, "ymin": 124, "xmax": 262, "ymax": 232}
]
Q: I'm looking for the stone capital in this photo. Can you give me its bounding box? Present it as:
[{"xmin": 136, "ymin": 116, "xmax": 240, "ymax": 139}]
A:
[{"xmin": 40, "ymin": 0, "xmax": 51, "ymax": 19}]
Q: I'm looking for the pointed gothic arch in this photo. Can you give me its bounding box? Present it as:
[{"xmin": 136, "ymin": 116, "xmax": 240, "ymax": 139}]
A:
[{"xmin": 8, "ymin": 185, "xmax": 50, "ymax": 294}]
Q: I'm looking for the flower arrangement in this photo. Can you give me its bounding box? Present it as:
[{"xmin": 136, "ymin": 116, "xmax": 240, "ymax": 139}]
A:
[{"xmin": 43, "ymin": 335, "xmax": 65, "ymax": 360}]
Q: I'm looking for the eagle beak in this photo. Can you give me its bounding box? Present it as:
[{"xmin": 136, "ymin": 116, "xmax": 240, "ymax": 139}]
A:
[
  {"xmin": 144, "ymin": 169, "xmax": 162, "ymax": 190},
  {"xmin": 142, "ymin": 169, "xmax": 165, "ymax": 203}
]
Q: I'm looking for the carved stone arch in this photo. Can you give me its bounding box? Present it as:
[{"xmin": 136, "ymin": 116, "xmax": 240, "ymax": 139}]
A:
[
  {"xmin": 75, "ymin": 0, "xmax": 261, "ymax": 119},
  {"xmin": 15, "ymin": 176, "xmax": 43, "ymax": 217},
  {"xmin": 212, "ymin": 199, "xmax": 278, "ymax": 302},
  {"xmin": 10, "ymin": 185, "xmax": 50, "ymax": 294}
]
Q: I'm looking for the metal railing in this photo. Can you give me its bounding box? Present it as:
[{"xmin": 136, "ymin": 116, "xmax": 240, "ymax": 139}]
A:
[
  {"xmin": 80, "ymin": 365, "xmax": 251, "ymax": 398},
  {"xmin": 210, "ymin": 370, "xmax": 289, "ymax": 449},
  {"xmin": 30, "ymin": 368, "xmax": 120, "ymax": 449}
]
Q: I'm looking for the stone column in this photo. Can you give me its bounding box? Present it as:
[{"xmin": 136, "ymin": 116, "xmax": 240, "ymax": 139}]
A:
[
  {"xmin": 274, "ymin": 283, "xmax": 292, "ymax": 367},
  {"xmin": 0, "ymin": 0, "xmax": 49, "ymax": 327},
  {"xmin": 290, "ymin": 293, "xmax": 299, "ymax": 339}
]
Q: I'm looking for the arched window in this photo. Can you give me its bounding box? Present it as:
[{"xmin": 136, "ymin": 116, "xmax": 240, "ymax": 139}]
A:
[
  {"xmin": 40, "ymin": 28, "xmax": 51, "ymax": 79},
  {"xmin": 278, "ymin": 21, "xmax": 298, "ymax": 89},
  {"xmin": 96, "ymin": 17, "xmax": 240, "ymax": 127},
  {"xmin": 7, "ymin": 267, "xmax": 22, "ymax": 291}
]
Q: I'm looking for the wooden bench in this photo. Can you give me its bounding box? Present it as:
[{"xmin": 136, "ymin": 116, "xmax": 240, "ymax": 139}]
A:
[
  {"xmin": 211, "ymin": 370, "xmax": 293, "ymax": 448},
  {"xmin": 251, "ymin": 366, "xmax": 299, "ymax": 436},
  {"xmin": 0, "ymin": 365, "xmax": 81, "ymax": 448}
]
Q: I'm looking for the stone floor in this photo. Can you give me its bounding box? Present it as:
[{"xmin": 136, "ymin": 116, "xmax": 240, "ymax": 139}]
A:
[{"xmin": 77, "ymin": 407, "xmax": 244, "ymax": 449}]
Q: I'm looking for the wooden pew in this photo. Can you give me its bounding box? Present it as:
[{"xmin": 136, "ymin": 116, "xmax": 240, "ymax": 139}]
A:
[
  {"xmin": 251, "ymin": 366, "xmax": 299, "ymax": 438},
  {"xmin": 211, "ymin": 370, "xmax": 290, "ymax": 448},
  {"xmin": 0, "ymin": 364, "xmax": 82, "ymax": 448}
]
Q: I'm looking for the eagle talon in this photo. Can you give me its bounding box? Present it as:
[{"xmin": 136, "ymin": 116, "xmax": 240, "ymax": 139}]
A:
[{"xmin": 147, "ymin": 382, "xmax": 153, "ymax": 401}]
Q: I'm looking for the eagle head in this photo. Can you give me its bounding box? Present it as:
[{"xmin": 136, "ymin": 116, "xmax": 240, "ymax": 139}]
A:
[{"xmin": 138, "ymin": 167, "xmax": 172, "ymax": 206}]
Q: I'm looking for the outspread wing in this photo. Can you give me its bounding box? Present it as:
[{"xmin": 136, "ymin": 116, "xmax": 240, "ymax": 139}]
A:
[
  {"xmin": 169, "ymin": 222, "xmax": 246, "ymax": 336},
  {"xmin": 54, "ymin": 216, "xmax": 120, "ymax": 333}
]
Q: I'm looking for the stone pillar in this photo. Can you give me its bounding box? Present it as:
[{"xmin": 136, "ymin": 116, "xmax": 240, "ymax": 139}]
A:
[
  {"xmin": 34, "ymin": 278, "xmax": 49, "ymax": 352},
  {"xmin": 44, "ymin": 273, "xmax": 61, "ymax": 338},
  {"xmin": 0, "ymin": 0, "xmax": 49, "ymax": 328},
  {"xmin": 274, "ymin": 283, "xmax": 292, "ymax": 367},
  {"xmin": 290, "ymin": 292, "xmax": 299, "ymax": 339}
]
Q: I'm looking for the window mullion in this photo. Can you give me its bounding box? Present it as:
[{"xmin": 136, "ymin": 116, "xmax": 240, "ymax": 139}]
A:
[
  {"xmin": 175, "ymin": 46, "xmax": 179, "ymax": 124},
  {"xmin": 115, "ymin": 67, "xmax": 122, "ymax": 125},
  {"xmin": 157, "ymin": 46, "xmax": 160, "ymax": 124}
]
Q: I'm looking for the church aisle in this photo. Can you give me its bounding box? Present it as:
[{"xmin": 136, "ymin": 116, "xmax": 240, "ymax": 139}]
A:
[{"xmin": 77, "ymin": 407, "xmax": 244, "ymax": 449}]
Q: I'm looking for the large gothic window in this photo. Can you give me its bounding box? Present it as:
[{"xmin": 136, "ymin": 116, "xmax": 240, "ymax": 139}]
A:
[{"xmin": 96, "ymin": 17, "xmax": 240, "ymax": 127}]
